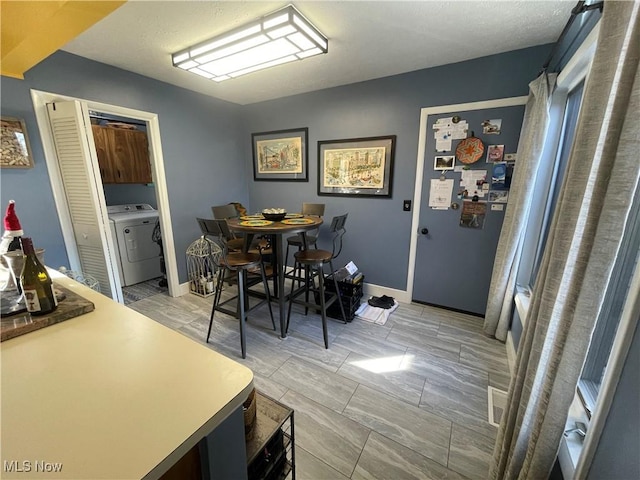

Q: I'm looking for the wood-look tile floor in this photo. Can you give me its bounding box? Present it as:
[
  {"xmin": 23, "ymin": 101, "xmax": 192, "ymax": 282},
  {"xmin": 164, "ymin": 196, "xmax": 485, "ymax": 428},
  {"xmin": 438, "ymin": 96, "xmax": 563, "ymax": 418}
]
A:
[{"xmin": 129, "ymin": 285, "xmax": 510, "ymax": 480}]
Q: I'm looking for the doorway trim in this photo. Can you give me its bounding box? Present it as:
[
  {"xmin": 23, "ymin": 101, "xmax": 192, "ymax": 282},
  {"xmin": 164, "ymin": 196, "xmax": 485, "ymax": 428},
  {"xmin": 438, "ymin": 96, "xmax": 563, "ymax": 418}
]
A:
[
  {"xmin": 30, "ymin": 89, "xmax": 180, "ymax": 298},
  {"xmin": 408, "ymin": 96, "xmax": 528, "ymax": 302}
]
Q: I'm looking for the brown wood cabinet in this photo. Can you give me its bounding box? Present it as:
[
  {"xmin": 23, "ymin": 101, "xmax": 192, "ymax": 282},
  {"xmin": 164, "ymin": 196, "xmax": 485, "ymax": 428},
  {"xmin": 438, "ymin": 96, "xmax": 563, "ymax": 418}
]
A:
[{"xmin": 91, "ymin": 125, "xmax": 152, "ymax": 184}]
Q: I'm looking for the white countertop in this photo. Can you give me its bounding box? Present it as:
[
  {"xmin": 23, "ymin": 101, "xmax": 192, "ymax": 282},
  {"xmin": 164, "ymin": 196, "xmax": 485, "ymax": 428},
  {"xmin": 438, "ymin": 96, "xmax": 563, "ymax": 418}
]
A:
[{"xmin": 1, "ymin": 271, "xmax": 253, "ymax": 479}]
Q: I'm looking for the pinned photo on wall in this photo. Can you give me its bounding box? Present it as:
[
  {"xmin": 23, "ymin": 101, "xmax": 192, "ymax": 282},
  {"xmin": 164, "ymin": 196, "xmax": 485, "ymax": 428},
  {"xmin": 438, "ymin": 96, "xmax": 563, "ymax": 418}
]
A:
[
  {"xmin": 434, "ymin": 155, "xmax": 455, "ymax": 170},
  {"xmin": 491, "ymin": 162, "xmax": 507, "ymax": 189},
  {"xmin": 486, "ymin": 144, "xmax": 505, "ymax": 163},
  {"xmin": 481, "ymin": 119, "xmax": 502, "ymax": 135},
  {"xmin": 488, "ymin": 190, "xmax": 509, "ymax": 203},
  {"xmin": 460, "ymin": 200, "xmax": 486, "ymax": 229},
  {"xmin": 504, "ymin": 153, "xmax": 517, "ymax": 162}
]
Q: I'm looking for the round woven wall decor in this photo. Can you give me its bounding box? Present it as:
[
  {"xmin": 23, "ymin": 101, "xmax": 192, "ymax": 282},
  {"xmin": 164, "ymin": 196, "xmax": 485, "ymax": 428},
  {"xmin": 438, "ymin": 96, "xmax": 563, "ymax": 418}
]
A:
[{"xmin": 456, "ymin": 136, "xmax": 485, "ymax": 164}]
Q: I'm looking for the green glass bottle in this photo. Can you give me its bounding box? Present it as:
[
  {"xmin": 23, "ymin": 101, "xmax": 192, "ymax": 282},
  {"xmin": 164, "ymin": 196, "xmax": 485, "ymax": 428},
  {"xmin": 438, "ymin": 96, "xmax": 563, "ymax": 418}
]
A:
[{"xmin": 20, "ymin": 237, "xmax": 57, "ymax": 315}]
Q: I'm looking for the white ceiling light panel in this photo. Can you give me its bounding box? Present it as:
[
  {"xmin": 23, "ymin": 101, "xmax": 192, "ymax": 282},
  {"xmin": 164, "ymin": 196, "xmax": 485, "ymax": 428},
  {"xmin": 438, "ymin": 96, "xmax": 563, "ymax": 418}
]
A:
[{"xmin": 172, "ymin": 4, "xmax": 328, "ymax": 82}]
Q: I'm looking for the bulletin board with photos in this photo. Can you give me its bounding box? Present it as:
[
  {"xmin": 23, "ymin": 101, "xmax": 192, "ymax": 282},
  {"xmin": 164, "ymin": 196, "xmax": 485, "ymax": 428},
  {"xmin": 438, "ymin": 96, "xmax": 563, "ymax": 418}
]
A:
[{"xmin": 427, "ymin": 106, "xmax": 524, "ymax": 230}]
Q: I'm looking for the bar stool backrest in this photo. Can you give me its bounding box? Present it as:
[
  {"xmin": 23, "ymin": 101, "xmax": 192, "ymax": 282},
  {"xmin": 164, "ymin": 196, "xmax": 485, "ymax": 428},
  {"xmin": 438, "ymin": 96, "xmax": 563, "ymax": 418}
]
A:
[
  {"xmin": 212, "ymin": 204, "xmax": 239, "ymax": 220},
  {"xmin": 329, "ymin": 213, "xmax": 348, "ymax": 259},
  {"xmin": 196, "ymin": 218, "xmax": 232, "ymax": 265},
  {"xmin": 302, "ymin": 203, "xmax": 325, "ymax": 217},
  {"xmin": 301, "ymin": 203, "xmax": 324, "ymax": 240}
]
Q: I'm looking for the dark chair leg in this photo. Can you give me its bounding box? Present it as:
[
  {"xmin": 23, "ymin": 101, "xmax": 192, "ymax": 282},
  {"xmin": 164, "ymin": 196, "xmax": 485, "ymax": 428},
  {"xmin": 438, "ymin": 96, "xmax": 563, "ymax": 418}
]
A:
[
  {"xmin": 286, "ymin": 260, "xmax": 299, "ymax": 334},
  {"xmin": 296, "ymin": 244, "xmax": 303, "ymax": 289},
  {"xmin": 317, "ymin": 267, "xmax": 329, "ymax": 349},
  {"xmin": 207, "ymin": 267, "xmax": 226, "ymax": 343},
  {"xmin": 304, "ymin": 265, "xmax": 312, "ymax": 316},
  {"xmin": 284, "ymin": 241, "xmax": 291, "ymax": 276},
  {"xmin": 260, "ymin": 261, "xmax": 276, "ymax": 331},
  {"xmin": 206, "ymin": 306, "xmax": 214, "ymax": 343},
  {"xmin": 329, "ymin": 259, "xmax": 348, "ymax": 324},
  {"xmin": 238, "ymin": 269, "xmax": 247, "ymax": 359}
]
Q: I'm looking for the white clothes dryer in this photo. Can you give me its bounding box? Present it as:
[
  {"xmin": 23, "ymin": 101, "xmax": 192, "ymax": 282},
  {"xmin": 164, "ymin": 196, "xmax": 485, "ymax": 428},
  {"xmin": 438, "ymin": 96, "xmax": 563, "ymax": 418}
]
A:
[{"xmin": 107, "ymin": 204, "xmax": 162, "ymax": 287}]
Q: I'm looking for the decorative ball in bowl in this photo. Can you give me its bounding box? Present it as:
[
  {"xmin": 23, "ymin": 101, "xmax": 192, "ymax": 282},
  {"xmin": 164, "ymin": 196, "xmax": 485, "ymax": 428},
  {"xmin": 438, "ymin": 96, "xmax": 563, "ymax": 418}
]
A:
[{"xmin": 262, "ymin": 208, "xmax": 287, "ymax": 222}]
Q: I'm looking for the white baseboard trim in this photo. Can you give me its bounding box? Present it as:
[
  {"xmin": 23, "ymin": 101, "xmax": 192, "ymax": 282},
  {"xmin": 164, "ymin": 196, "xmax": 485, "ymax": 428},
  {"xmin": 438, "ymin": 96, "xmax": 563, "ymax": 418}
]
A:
[
  {"xmin": 506, "ymin": 330, "xmax": 517, "ymax": 375},
  {"xmin": 177, "ymin": 278, "xmax": 411, "ymax": 304},
  {"xmin": 178, "ymin": 281, "xmax": 190, "ymax": 296}
]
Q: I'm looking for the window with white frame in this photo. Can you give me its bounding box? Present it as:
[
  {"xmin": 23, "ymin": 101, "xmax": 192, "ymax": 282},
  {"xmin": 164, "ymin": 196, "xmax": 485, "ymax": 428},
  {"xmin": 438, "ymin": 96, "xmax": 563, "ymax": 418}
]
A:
[
  {"xmin": 578, "ymin": 186, "xmax": 640, "ymax": 416},
  {"xmin": 516, "ymin": 25, "xmax": 598, "ymax": 295},
  {"xmin": 513, "ymin": 20, "xmax": 640, "ymax": 477},
  {"xmin": 529, "ymin": 80, "xmax": 584, "ymax": 286}
]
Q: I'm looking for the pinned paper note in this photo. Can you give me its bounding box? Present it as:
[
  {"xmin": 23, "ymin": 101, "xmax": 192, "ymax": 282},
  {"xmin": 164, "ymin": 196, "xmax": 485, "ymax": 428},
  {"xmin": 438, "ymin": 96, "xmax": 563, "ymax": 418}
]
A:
[
  {"xmin": 460, "ymin": 169, "xmax": 487, "ymax": 198},
  {"xmin": 429, "ymin": 179, "xmax": 454, "ymax": 208},
  {"xmin": 433, "ymin": 116, "xmax": 468, "ymax": 151}
]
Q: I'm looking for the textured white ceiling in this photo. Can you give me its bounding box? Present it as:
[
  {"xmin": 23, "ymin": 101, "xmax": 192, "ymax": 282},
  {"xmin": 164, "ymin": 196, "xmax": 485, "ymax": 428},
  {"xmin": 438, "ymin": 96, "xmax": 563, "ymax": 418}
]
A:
[{"xmin": 61, "ymin": 1, "xmax": 574, "ymax": 105}]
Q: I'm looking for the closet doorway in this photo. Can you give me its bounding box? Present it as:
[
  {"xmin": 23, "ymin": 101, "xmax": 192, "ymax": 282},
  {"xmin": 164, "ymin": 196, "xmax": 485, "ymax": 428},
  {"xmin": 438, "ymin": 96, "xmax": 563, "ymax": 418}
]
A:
[
  {"xmin": 31, "ymin": 89, "xmax": 179, "ymax": 303},
  {"xmin": 89, "ymin": 111, "xmax": 168, "ymax": 304}
]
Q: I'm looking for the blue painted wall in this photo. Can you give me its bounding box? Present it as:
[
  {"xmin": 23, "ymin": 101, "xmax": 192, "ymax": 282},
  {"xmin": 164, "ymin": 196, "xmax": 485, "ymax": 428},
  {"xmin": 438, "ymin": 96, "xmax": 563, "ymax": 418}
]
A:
[
  {"xmin": 1, "ymin": 34, "xmax": 632, "ymax": 473},
  {"xmin": 242, "ymin": 46, "xmax": 550, "ymax": 290},
  {"xmin": 1, "ymin": 46, "xmax": 550, "ymax": 288},
  {"xmin": 0, "ymin": 51, "xmax": 247, "ymax": 280}
]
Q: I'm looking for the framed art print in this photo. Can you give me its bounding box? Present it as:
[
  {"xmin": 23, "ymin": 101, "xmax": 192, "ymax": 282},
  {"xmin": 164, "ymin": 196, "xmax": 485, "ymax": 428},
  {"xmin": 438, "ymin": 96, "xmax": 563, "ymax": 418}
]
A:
[
  {"xmin": 252, "ymin": 127, "xmax": 308, "ymax": 181},
  {"xmin": 1, "ymin": 117, "xmax": 33, "ymax": 168},
  {"xmin": 318, "ymin": 135, "xmax": 396, "ymax": 197}
]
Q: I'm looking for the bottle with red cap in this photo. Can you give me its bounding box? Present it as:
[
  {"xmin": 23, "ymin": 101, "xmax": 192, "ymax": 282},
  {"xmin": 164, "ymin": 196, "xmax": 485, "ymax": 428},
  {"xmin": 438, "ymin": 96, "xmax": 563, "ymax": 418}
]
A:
[{"xmin": 0, "ymin": 200, "xmax": 24, "ymax": 254}]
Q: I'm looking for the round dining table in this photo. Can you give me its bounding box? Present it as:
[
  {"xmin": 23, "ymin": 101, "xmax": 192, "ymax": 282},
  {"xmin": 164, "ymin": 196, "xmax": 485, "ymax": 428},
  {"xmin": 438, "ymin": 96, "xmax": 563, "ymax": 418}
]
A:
[{"xmin": 227, "ymin": 214, "xmax": 323, "ymax": 338}]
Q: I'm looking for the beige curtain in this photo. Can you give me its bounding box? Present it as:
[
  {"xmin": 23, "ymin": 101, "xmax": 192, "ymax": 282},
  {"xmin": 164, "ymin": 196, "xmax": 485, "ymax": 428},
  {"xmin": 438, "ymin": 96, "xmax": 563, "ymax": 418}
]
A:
[
  {"xmin": 483, "ymin": 72, "xmax": 556, "ymax": 341},
  {"xmin": 490, "ymin": 2, "xmax": 640, "ymax": 478}
]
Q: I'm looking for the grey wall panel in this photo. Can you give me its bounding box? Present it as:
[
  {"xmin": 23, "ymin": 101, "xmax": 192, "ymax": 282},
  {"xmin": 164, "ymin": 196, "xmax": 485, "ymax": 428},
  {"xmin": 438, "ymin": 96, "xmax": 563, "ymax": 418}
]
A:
[
  {"xmin": 242, "ymin": 45, "xmax": 550, "ymax": 291},
  {"xmin": 0, "ymin": 51, "xmax": 246, "ymax": 282},
  {"xmin": 411, "ymin": 105, "xmax": 525, "ymax": 315},
  {"xmin": 0, "ymin": 45, "xmax": 549, "ymax": 287}
]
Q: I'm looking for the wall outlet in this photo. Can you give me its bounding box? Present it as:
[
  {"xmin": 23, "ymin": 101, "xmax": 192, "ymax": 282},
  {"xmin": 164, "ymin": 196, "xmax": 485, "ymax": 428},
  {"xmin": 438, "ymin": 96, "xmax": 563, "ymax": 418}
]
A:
[{"xmin": 403, "ymin": 200, "xmax": 411, "ymax": 211}]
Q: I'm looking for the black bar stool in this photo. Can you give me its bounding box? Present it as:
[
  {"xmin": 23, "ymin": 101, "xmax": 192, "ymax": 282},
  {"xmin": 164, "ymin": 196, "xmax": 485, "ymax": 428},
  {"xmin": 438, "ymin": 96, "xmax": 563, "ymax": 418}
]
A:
[
  {"xmin": 284, "ymin": 202, "xmax": 325, "ymax": 274},
  {"xmin": 286, "ymin": 213, "xmax": 348, "ymax": 348},
  {"xmin": 211, "ymin": 204, "xmax": 245, "ymax": 251},
  {"xmin": 197, "ymin": 218, "xmax": 275, "ymax": 359}
]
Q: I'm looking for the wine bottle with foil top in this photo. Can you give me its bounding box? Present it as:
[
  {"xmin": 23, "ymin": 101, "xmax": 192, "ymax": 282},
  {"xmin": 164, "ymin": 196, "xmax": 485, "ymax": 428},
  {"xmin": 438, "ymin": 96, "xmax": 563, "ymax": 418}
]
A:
[{"xmin": 20, "ymin": 237, "xmax": 57, "ymax": 315}]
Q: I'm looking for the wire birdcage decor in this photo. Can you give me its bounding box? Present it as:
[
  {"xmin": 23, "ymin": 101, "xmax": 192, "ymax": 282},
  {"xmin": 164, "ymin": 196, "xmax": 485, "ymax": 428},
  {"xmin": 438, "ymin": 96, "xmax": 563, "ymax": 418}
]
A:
[
  {"xmin": 186, "ymin": 236, "xmax": 221, "ymax": 297},
  {"xmin": 58, "ymin": 267, "xmax": 101, "ymax": 292}
]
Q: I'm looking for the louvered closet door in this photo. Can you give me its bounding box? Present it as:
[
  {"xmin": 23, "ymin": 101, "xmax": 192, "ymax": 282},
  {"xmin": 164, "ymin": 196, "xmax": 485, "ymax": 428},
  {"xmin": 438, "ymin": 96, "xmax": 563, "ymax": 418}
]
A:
[{"xmin": 46, "ymin": 101, "xmax": 122, "ymax": 300}]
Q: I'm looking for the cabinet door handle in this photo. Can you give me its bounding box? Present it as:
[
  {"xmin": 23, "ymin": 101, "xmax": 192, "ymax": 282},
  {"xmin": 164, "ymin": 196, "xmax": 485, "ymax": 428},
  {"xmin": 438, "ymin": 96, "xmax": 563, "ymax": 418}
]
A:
[{"xmin": 117, "ymin": 170, "xmax": 121, "ymax": 178}]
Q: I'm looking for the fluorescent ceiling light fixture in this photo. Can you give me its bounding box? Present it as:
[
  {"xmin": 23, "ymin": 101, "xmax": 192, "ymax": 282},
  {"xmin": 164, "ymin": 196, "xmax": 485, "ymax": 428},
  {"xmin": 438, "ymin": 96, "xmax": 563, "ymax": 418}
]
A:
[{"xmin": 172, "ymin": 4, "xmax": 328, "ymax": 82}]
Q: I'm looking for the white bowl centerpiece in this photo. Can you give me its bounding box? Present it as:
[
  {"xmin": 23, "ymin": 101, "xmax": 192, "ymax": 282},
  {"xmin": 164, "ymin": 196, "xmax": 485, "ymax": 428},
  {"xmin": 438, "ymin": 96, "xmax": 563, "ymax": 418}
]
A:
[{"xmin": 261, "ymin": 208, "xmax": 287, "ymax": 221}]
